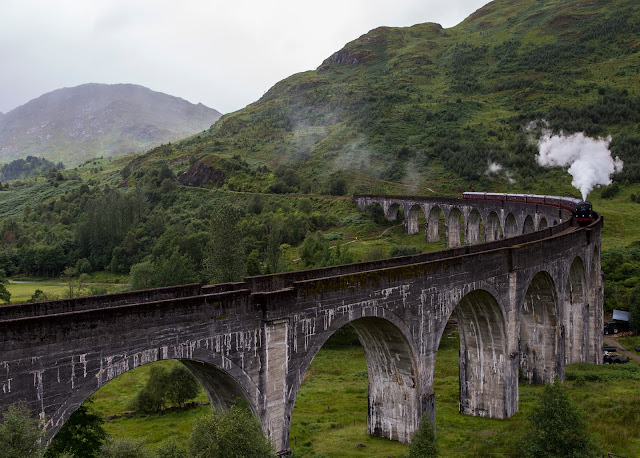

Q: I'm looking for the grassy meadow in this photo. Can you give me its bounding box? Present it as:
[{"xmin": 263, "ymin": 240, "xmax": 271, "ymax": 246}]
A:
[
  {"xmin": 5, "ymin": 281, "xmax": 127, "ymax": 305},
  {"xmin": 83, "ymin": 330, "xmax": 640, "ymax": 457}
]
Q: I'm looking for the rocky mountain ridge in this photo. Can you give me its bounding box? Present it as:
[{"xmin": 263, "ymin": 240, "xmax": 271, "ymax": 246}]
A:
[{"xmin": 0, "ymin": 83, "xmax": 222, "ymax": 166}]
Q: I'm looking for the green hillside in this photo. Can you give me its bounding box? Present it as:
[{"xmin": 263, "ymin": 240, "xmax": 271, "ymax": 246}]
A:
[{"xmin": 129, "ymin": 0, "xmax": 638, "ymax": 197}]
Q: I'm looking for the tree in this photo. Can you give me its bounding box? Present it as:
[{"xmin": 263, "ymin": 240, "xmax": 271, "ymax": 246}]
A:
[
  {"xmin": 165, "ymin": 365, "xmax": 201, "ymax": 407},
  {"xmin": 128, "ymin": 366, "xmax": 169, "ymax": 414},
  {"xmin": 409, "ymin": 415, "xmax": 438, "ymax": 457},
  {"xmin": 0, "ymin": 268, "xmax": 10, "ymax": 304},
  {"xmin": 129, "ymin": 261, "xmax": 154, "ymax": 290},
  {"xmin": 328, "ymin": 175, "xmax": 347, "ymax": 196},
  {"xmin": 629, "ymin": 284, "xmax": 640, "ymax": 334},
  {"xmin": 45, "ymin": 402, "xmax": 107, "ymax": 457},
  {"xmin": 264, "ymin": 231, "xmax": 284, "ymax": 274},
  {"xmin": 61, "ymin": 267, "xmax": 77, "ymax": 298},
  {"xmin": 202, "ymin": 203, "xmax": 246, "ymax": 284},
  {"xmin": 519, "ymin": 382, "xmax": 600, "ymax": 458},
  {"xmin": 128, "ymin": 364, "xmax": 201, "ymax": 414},
  {"xmin": 189, "ymin": 406, "xmax": 275, "ymax": 458},
  {"xmin": 0, "ymin": 403, "xmax": 45, "ymax": 458}
]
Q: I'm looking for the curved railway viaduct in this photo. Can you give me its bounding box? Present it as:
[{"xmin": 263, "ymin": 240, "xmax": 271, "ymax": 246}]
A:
[{"xmin": 0, "ymin": 194, "xmax": 602, "ymax": 454}]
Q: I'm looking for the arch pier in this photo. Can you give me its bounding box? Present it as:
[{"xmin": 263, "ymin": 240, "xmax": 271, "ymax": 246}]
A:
[{"xmin": 0, "ymin": 194, "xmax": 602, "ymax": 454}]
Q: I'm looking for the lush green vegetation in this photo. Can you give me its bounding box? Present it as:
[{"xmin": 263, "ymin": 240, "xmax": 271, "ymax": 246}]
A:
[{"xmin": 0, "ymin": 156, "xmax": 63, "ymax": 183}]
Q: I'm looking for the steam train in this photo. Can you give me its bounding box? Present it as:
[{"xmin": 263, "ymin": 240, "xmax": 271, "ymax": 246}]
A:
[{"xmin": 462, "ymin": 192, "xmax": 596, "ymax": 226}]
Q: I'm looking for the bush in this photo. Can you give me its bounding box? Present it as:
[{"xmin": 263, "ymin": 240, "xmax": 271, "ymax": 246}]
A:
[
  {"xmin": 154, "ymin": 438, "xmax": 186, "ymax": 458},
  {"xmin": 128, "ymin": 364, "xmax": 201, "ymax": 414},
  {"xmin": 189, "ymin": 406, "xmax": 275, "ymax": 458},
  {"xmin": 409, "ymin": 415, "xmax": 438, "ymax": 457},
  {"xmin": 519, "ymin": 382, "xmax": 600, "ymax": 457},
  {"xmin": 601, "ymin": 181, "xmax": 620, "ymax": 198},
  {"xmin": 390, "ymin": 245, "xmax": 421, "ymax": 257},
  {"xmin": 98, "ymin": 438, "xmax": 150, "ymax": 458},
  {"xmin": 0, "ymin": 403, "xmax": 45, "ymax": 458}
]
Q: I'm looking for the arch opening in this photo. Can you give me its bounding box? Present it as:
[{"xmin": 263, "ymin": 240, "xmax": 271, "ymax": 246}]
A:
[
  {"xmin": 290, "ymin": 318, "xmax": 420, "ymax": 453},
  {"xmin": 504, "ymin": 213, "xmax": 518, "ymax": 238},
  {"xmin": 565, "ymin": 257, "xmax": 587, "ymax": 364},
  {"xmin": 406, "ymin": 204, "xmax": 426, "ymax": 236},
  {"xmin": 453, "ymin": 290, "xmax": 512, "ymax": 418},
  {"xmin": 538, "ymin": 217, "xmax": 548, "ymax": 230},
  {"xmin": 50, "ymin": 358, "xmax": 254, "ymax": 453},
  {"xmin": 523, "ymin": 215, "xmax": 535, "ymax": 234},
  {"xmin": 386, "ymin": 203, "xmax": 403, "ymax": 222},
  {"xmin": 520, "ymin": 272, "xmax": 561, "ymax": 384},
  {"xmin": 466, "ymin": 209, "xmax": 482, "ymax": 245}
]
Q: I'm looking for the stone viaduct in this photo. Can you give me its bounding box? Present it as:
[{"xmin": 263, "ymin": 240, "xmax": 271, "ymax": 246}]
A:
[{"xmin": 0, "ymin": 194, "xmax": 602, "ymax": 454}]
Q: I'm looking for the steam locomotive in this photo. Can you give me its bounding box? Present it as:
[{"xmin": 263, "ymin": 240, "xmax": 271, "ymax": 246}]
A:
[
  {"xmin": 574, "ymin": 200, "xmax": 595, "ymax": 226},
  {"xmin": 462, "ymin": 192, "xmax": 596, "ymax": 226}
]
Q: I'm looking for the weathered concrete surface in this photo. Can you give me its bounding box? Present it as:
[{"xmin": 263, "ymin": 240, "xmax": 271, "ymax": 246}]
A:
[{"xmin": 0, "ymin": 196, "xmax": 602, "ymax": 455}]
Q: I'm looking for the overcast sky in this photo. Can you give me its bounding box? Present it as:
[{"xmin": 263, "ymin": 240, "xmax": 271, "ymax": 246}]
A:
[{"xmin": 1, "ymin": 0, "xmax": 488, "ymax": 115}]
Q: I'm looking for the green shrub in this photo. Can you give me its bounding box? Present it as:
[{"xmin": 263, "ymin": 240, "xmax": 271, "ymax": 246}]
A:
[
  {"xmin": 519, "ymin": 383, "xmax": 600, "ymax": 458},
  {"xmin": 99, "ymin": 438, "xmax": 150, "ymax": 458},
  {"xmin": 128, "ymin": 364, "xmax": 201, "ymax": 414},
  {"xmin": 0, "ymin": 403, "xmax": 45, "ymax": 458},
  {"xmin": 390, "ymin": 245, "xmax": 421, "ymax": 257},
  {"xmin": 409, "ymin": 415, "xmax": 438, "ymax": 457},
  {"xmin": 189, "ymin": 406, "xmax": 275, "ymax": 458}
]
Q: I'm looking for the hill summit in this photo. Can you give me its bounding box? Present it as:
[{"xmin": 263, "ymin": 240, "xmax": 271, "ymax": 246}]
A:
[{"xmin": 0, "ymin": 83, "xmax": 222, "ymax": 166}]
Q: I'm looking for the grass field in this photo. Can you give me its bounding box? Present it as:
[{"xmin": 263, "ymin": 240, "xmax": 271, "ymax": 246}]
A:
[
  {"xmin": 5, "ymin": 282, "xmax": 128, "ymax": 305},
  {"xmin": 82, "ymin": 332, "xmax": 640, "ymax": 457}
]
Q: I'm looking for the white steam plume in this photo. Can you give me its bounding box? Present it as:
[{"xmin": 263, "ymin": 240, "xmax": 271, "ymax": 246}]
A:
[{"xmin": 536, "ymin": 131, "xmax": 623, "ymax": 200}]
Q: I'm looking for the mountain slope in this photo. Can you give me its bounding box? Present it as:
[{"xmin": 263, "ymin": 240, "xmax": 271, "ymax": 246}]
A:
[
  {"xmin": 145, "ymin": 0, "xmax": 640, "ymax": 196},
  {"xmin": 0, "ymin": 83, "xmax": 222, "ymax": 166}
]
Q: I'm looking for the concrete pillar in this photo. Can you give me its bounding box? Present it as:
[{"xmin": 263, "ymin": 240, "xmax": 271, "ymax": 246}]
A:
[
  {"xmin": 263, "ymin": 319, "xmax": 289, "ymax": 453},
  {"xmin": 457, "ymin": 290, "xmax": 514, "ymax": 419},
  {"xmin": 351, "ymin": 318, "xmax": 420, "ymax": 443},
  {"xmin": 427, "ymin": 207, "xmax": 441, "ymax": 243}
]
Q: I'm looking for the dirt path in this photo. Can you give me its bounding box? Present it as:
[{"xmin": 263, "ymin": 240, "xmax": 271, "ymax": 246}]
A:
[{"xmin": 603, "ymin": 336, "xmax": 640, "ymax": 364}]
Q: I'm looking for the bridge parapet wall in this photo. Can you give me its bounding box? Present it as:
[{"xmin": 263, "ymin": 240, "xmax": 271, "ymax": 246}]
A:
[{"xmin": 0, "ymin": 283, "xmax": 204, "ymax": 321}]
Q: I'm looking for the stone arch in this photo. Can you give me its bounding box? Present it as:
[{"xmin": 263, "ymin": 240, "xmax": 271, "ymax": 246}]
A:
[
  {"xmin": 427, "ymin": 206, "xmax": 443, "ymax": 242},
  {"xmin": 48, "ymin": 355, "xmax": 257, "ymax": 440},
  {"xmin": 452, "ymin": 289, "xmax": 512, "ymax": 419},
  {"xmin": 504, "ymin": 213, "xmax": 518, "ymax": 238},
  {"xmin": 290, "ymin": 314, "xmax": 421, "ymax": 444},
  {"xmin": 485, "ymin": 211, "xmax": 501, "ymax": 242},
  {"xmin": 565, "ymin": 256, "xmax": 587, "ymax": 364},
  {"xmin": 386, "ymin": 202, "xmax": 402, "ymax": 221},
  {"xmin": 466, "ymin": 209, "xmax": 482, "ymax": 245},
  {"xmin": 538, "ymin": 217, "xmax": 548, "ymax": 230},
  {"xmin": 447, "ymin": 207, "xmax": 463, "ymax": 247},
  {"xmin": 406, "ymin": 204, "xmax": 425, "ymax": 235},
  {"xmin": 520, "ymin": 271, "xmax": 561, "ymax": 384},
  {"xmin": 523, "ymin": 215, "xmax": 535, "ymax": 234}
]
